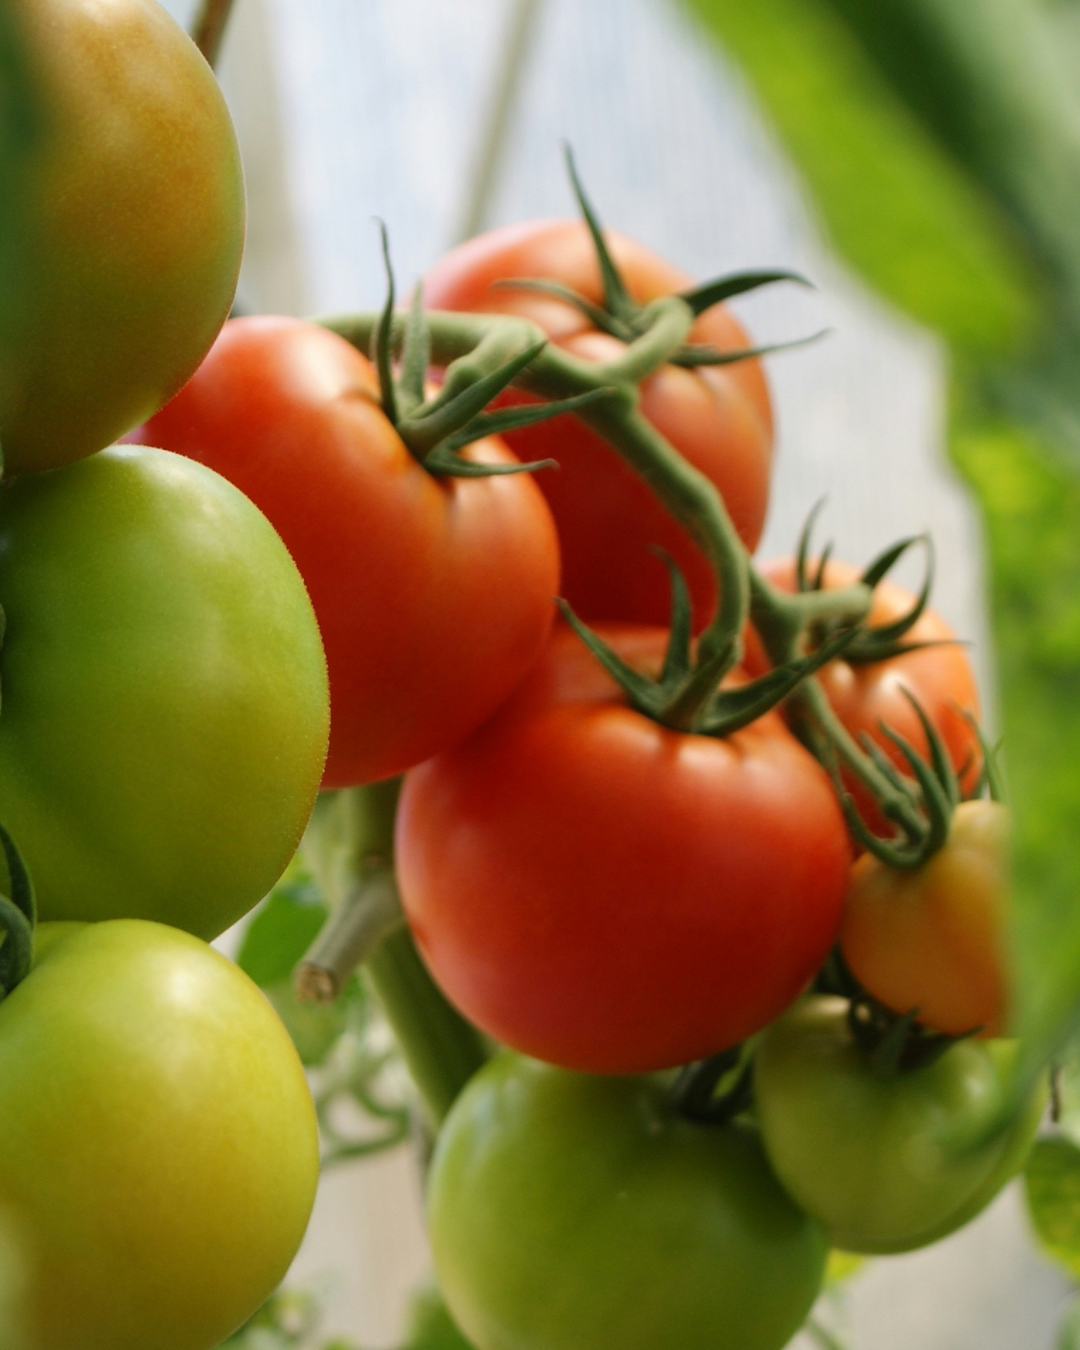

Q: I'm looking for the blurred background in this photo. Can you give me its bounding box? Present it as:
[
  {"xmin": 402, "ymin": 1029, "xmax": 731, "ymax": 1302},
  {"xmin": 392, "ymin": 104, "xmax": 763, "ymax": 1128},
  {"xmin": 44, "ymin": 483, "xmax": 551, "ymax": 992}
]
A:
[{"xmin": 154, "ymin": 1, "xmax": 1080, "ymax": 1345}]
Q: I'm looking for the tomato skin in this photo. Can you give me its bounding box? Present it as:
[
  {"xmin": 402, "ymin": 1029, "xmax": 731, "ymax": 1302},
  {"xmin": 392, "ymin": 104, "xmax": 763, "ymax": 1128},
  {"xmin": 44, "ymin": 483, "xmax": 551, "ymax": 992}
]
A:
[
  {"xmin": 137, "ymin": 317, "xmax": 560, "ymax": 787},
  {"xmin": 0, "ymin": 920, "xmax": 318, "ymax": 1350},
  {"xmin": 754, "ymin": 996, "xmax": 1043, "ymax": 1255},
  {"xmin": 397, "ymin": 624, "xmax": 852, "ymax": 1074},
  {"xmin": 1, "ymin": 0, "xmax": 244, "ymax": 472},
  {"xmin": 0, "ymin": 445, "xmax": 329, "ymax": 939},
  {"xmin": 428, "ymin": 1052, "xmax": 828, "ymax": 1350},
  {"xmin": 744, "ymin": 558, "xmax": 982, "ymax": 826},
  {"xmin": 841, "ymin": 799, "xmax": 1009, "ymax": 1036},
  {"xmin": 424, "ymin": 219, "xmax": 773, "ymax": 628}
]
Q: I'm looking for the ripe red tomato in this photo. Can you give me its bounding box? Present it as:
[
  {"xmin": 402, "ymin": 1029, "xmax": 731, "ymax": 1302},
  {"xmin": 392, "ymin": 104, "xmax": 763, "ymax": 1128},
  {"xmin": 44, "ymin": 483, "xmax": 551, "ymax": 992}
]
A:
[
  {"xmin": 423, "ymin": 220, "xmax": 773, "ymax": 628},
  {"xmin": 396, "ymin": 623, "xmax": 852, "ymax": 1074},
  {"xmin": 745, "ymin": 557, "xmax": 982, "ymax": 828},
  {"xmin": 841, "ymin": 799, "xmax": 1009, "ymax": 1036},
  {"xmin": 137, "ymin": 317, "xmax": 560, "ymax": 788},
  {"xmin": 1, "ymin": 0, "xmax": 244, "ymax": 473}
]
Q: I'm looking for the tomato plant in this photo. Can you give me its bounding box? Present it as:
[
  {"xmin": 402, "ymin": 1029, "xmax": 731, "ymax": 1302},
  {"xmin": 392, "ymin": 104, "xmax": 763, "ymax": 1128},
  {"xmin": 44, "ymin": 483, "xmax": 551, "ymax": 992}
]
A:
[
  {"xmin": 0, "ymin": 444, "xmax": 329, "ymax": 940},
  {"xmin": 754, "ymin": 996, "xmax": 1044, "ymax": 1254},
  {"xmin": 427, "ymin": 1052, "xmax": 828, "ymax": 1350},
  {"xmin": 0, "ymin": 0, "xmax": 244, "ymax": 474},
  {"xmin": 137, "ymin": 316, "xmax": 560, "ymax": 788},
  {"xmin": 396, "ymin": 623, "xmax": 851, "ymax": 1074},
  {"xmin": 841, "ymin": 799, "xmax": 1009, "ymax": 1036},
  {"xmin": 0, "ymin": 919, "xmax": 318, "ymax": 1350},
  {"xmin": 745, "ymin": 556, "xmax": 982, "ymax": 827},
  {"xmin": 423, "ymin": 219, "xmax": 773, "ymax": 628}
]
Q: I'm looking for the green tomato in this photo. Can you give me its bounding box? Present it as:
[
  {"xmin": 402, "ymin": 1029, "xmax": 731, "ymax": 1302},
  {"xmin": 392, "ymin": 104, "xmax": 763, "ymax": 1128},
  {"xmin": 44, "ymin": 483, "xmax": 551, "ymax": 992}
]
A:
[
  {"xmin": 427, "ymin": 1053, "xmax": 828, "ymax": 1350},
  {"xmin": 0, "ymin": 445, "xmax": 329, "ymax": 938},
  {"xmin": 0, "ymin": 919, "xmax": 319, "ymax": 1350},
  {"xmin": 754, "ymin": 996, "xmax": 1045, "ymax": 1254},
  {"xmin": 0, "ymin": 0, "xmax": 244, "ymax": 472}
]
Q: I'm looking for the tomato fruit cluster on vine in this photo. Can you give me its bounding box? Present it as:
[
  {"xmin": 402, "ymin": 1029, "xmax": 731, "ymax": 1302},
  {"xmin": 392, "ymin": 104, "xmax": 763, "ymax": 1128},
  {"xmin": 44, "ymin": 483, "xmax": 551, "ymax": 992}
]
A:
[{"xmin": 1, "ymin": 3, "xmax": 1038, "ymax": 1349}]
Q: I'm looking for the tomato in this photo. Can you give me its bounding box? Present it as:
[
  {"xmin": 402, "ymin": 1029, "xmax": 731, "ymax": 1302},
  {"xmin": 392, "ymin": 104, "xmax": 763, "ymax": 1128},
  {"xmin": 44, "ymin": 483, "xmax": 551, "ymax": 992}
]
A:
[
  {"xmin": 0, "ymin": 0, "xmax": 244, "ymax": 473},
  {"xmin": 427, "ymin": 1052, "xmax": 828, "ymax": 1350},
  {"xmin": 396, "ymin": 623, "xmax": 851, "ymax": 1074},
  {"xmin": 0, "ymin": 919, "xmax": 318, "ymax": 1350},
  {"xmin": 745, "ymin": 557, "xmax": 982, "ymax": 827},
  {"xmin": 0, "ymin": 445, "xmax": 329, "ymax": 939},
  {"xmin": 137, "ymin": 316, "xmax": 560, "ymax": 788},
  {"xmin": 754, "ymin": 996, "xmax": 1044, "ymax": 1254},
  {"xmin": 841, "ymin": 799, "xmax": 1009, "ymax": 1036},
  {"xmin": 423, "ymin": 220, "xmax": 773, "ymax": 628}
]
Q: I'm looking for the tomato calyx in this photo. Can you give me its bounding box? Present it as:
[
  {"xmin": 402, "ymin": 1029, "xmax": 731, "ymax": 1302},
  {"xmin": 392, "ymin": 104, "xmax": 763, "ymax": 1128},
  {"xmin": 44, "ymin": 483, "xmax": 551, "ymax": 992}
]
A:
[
  {"xmin": 371, "ymin": 224, "xmax": 612, "ymax": 479},
  {"xmin": 673, "ymin": 1043, "xmax": 756, "ymax": 1125},
  {"xmin": 494, "ymin": 147, "xmax": 816, "ymax": 371},
  {"xmin": 0, "ymin": 820, "xmax": 35, "ymax": 998}
]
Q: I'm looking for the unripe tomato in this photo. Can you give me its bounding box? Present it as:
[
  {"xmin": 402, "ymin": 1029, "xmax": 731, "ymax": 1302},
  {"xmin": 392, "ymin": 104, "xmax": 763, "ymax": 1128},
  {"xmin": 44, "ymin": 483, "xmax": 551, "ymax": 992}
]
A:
[
  {"xmin": 138, "ymin": 317, "xmax": 560, "ymax": 788},
  {"xmin": 841, "ymin": 799, "xmax": 1009, "ymax": 1036},
  {"xmin": 754, "ymin": 996, "xmax": 1043, "ymax": 1254},
  {"xmin": 0, "ymin": 446, "xmax": 329, "ymax": 939},
  {"xmin": 428, "ymin": 1053, "xmax": 828, "ymax": 1350},
  {"xmin": 0, "ymin": 0, "xmax": 244, "ymax": 472},
  {"xmin": 397, "ymin": 624, "xmax": 851, "ymax": 1073},
  {"xmin": 424, "ymin": 220, "xmax": 773, "ymax": 628},
  {"xmin": 0, "ymin": 920, "xmax": 318, "ymax": 1350}
]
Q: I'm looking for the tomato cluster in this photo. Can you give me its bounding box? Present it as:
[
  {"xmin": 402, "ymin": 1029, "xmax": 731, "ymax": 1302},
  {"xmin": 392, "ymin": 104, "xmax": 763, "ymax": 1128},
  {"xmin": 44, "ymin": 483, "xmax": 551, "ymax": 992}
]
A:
[{"xmin": 3, "ymin": 7, "xmax": 1040, "ymax": 1347}]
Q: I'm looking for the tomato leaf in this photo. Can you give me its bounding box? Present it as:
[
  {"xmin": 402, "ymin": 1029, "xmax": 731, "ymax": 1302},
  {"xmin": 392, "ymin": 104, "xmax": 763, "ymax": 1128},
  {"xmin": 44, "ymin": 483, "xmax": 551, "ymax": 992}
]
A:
[
  {"xmin": 236, "ymin": 864, "xmax": 328, "ymax": 988},
  {"xmin": 1024, "ymin": 1137, "xmax": 1080, "ymax": 1280}
]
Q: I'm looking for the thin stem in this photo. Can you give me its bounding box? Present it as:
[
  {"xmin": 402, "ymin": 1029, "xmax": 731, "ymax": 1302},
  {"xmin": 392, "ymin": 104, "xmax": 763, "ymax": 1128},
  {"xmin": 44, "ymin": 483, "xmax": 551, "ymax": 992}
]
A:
[
  {"xmin": 365, "ymin": 927, "xmax": 489, "ymax": 1129},
  {"xmin": 453, "ymin": 0, "xmax": 546, "ymax": 245},
  {"xmin": 189, "ymin": 0, "xmax": 237, "ymax": 69},
  {"xmin": 590, "ymin": 296, "xmax": 694, "ymax": 385},
  {"xmin": 295, "ymin": 866, "xmax": 404, "ymax": 1003}
]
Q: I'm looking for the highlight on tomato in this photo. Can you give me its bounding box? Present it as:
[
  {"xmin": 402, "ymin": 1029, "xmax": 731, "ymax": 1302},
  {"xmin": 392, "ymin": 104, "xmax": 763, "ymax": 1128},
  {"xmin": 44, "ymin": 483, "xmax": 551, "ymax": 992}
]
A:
[
  {"xmin": 0, "ymin": 0, "xmax": 245, "ymax": 473},
  {"xmin": 0, "ymin": 445, "xmax": 329, "ymax": 940},
  {"xmin": 427, "ymin": 1052, "xmax": 829, "ymax": 1350},
  {"xmin": 0, "ymin": 920, "xmax": 319, "ymax": 1350},
  {"xmin": 396, "ymin": 622, "xmax": 852, "ymax": 1074},
  {"xmin": 137, "ymin": 315, "xmax": 561, "ymax": 788}
]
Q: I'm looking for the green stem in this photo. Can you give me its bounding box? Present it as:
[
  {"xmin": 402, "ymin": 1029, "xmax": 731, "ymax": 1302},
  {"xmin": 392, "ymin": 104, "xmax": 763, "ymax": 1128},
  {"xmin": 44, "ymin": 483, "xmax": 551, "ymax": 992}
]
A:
[
  {"xmin": 365, "ymin": 927, "xmax": 488, "ymax": 1129},
  {"xmin": 189, "ymin": 0, "xmax": 237, "ymax": 68}
]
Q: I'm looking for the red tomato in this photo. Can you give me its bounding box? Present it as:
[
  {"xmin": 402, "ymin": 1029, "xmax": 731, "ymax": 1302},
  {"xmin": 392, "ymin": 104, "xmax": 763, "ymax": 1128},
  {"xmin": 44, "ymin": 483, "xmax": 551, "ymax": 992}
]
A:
[
  {"xmin": 137, "ymin": 317, "xmax": 560, "ymax": 788},
  {"xmin": 396, "ymin": 624, "xmax": 852, "ymax": 1074},
  {"xmin": 423, "ymin": 220, "xmax": 773, "ymax": 628},
  {"xmin": 744, "ymin": 558, "xmax": 981, "ymax": 829}
]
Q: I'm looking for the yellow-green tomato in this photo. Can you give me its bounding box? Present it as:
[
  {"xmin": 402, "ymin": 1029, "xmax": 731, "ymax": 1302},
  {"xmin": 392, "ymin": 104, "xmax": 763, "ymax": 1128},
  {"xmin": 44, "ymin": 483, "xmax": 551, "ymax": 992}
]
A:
[
  {"xmin": 0, "ymin": 445, "xmax": 329, "ymax": 939},
  {"xmin": 0, "ymin": 0, "xmax": 244, "ymax": 472},
  {"xmin": 0, "ymin": 920, "xmax": 319, "ymax": 1350},
  {"xmin": 428, "ymin": 1053, "xmax": 829, "ymax": 1350},
  {"xmin": 754, "ymin": 996, "xmax": 1044, "ymax": 1255}
]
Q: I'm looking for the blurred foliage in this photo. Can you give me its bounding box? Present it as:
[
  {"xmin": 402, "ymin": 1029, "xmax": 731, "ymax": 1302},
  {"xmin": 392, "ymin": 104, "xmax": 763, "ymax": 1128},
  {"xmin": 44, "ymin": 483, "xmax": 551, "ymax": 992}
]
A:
[
  {"xmin": 1059, "ymin": 1293, "xmax": 1080, "ymax": 1350},
  {"xmin": 236, "ymin": 862, "xmax": 410, "ymax": 1168},
  {"xmin": 1025, "ymin": 1137, "xmax": 1080, "ymax": 1278},
  {"xmin": 681, "ymin": 0, "xmax": 1080, "ymax": 1090}
]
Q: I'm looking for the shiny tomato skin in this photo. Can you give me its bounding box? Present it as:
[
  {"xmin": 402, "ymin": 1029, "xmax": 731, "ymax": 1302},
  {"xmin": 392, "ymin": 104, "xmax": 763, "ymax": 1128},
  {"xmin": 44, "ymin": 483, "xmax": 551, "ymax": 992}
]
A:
[
  {"xmin": 0, "ymin": 446, "xmax": 329, "ymax": 939},
  {"xmin": 397, "ymin": 624, "xmax": 852, "ymax": 1074},
  {"xmin": 745, "ymin": 558, "xmax": 982, "ymax": 827},
  {"xmin": 1, "ymin": 920, "xmax": 318, "ymax": 1350},
  {"xmin": 424, "ymin": 219, "xmax": 773, "ymax": 628},
  {"xmin": 754, "ymin": 996, "xmax": 1044, "ymax": 1254},
  {"xmin": 428, "ymin": 1053, "xmax": 829, "ymax": 1350},
  {"xmin": 1, "ymin": 0, "xmax": 244, "ymax": 472},
  {"xmin": 138, "ymin": 317, "xmax": 560, "ymax": 788},
  {"xmin": 841, "ymin": 800, "xmax": 1009, "ymax": 1036}
]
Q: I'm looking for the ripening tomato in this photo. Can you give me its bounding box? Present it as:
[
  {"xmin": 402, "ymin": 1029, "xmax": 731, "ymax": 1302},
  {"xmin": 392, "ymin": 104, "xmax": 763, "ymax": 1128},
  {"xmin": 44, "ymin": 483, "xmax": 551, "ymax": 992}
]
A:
[
  {"xmin": 137, "ymin": 316, "xmax": 560, "ymax": 788},
  {"xmin": 396, "ymin": 623, "xmax": 852, "ymax": 1074},
  {"xmin": 754, "ymin": 996, "xmax": 1044, "ymax": 1255},
  {"xmin": 424, "ymin": 220, "xmax": 773, "ymax": 627},
  {"xmin": 744, "ymin": 557, "xmax": 982, "ymax": 827},
  {"xmin": 0, "ymin": 920, "xmax": 318, "ymax": 1350},
  {"xmin": 0, "ymin": 445, "xmax": 329, "ymax": 939},
  {"xmin": 428, "ymin": 1053, "xmax": 828, "ymax": 1350},
  {"xmin": 841, "ymin": 799, "xmax": 1009, "ymax": 1036},
  {"xmin": 1, "ymin": 0, "xmax": 244, "ymax": 472}
]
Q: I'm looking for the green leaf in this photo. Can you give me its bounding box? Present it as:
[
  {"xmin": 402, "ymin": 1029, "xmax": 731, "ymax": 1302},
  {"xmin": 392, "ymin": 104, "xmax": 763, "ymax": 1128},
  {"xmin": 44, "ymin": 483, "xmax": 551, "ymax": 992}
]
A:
[
  {"xmin": 235, "ymin": 864, "xmax": 328, "ymax": 988},
  {"xmin": 1024, "ymin": 1137, "xmax": 1080, "ymax": 1279},
  {"xmin": 679, "ymin": 0, "xmax": 1039, "ymax": 355}
]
